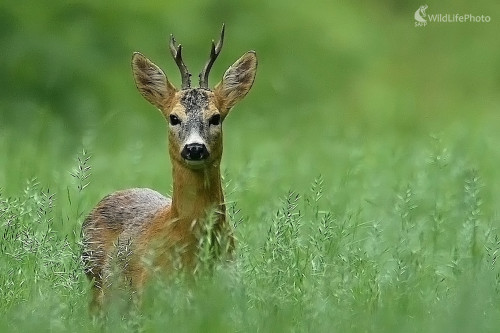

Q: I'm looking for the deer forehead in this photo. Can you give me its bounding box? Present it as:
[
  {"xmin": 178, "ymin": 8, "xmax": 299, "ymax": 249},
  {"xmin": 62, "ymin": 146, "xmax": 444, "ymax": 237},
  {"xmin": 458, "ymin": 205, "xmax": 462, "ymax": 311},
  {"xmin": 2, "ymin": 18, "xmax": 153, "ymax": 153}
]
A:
[{"xmin": 171, "ymin": 89, "xmax": 218, "ymax": 118}]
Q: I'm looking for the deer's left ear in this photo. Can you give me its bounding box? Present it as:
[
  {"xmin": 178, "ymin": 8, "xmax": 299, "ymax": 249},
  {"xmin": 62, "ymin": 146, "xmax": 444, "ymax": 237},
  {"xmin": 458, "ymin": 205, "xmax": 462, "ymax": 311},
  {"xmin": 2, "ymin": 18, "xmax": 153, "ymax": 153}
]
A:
[{"xmin": 214, "ymin": 51, "xmax": 257, "ymax": 117}]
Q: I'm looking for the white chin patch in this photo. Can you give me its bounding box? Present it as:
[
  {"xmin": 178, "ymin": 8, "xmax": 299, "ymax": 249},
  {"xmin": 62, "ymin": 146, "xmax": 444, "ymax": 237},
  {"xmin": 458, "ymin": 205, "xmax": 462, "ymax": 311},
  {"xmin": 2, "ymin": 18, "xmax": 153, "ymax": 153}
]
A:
[{"xmin": 184, "ymin": 159, "xmax": 206, "ymax": 168}]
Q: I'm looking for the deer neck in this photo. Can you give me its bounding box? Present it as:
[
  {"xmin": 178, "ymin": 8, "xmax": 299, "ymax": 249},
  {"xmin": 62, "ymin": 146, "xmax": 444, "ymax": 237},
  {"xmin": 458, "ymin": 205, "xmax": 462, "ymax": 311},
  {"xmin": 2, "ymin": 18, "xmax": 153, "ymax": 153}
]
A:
[{"xmin": 170, "ymin": 159, "xmax": 225, "ymax": 222}]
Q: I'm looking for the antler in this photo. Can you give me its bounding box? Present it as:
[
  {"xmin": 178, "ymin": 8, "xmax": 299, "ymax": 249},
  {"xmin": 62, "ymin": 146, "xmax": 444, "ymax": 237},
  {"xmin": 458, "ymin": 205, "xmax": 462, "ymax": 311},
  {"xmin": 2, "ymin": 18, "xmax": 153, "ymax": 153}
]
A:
[
  {"xmin": 169, "ymin": 34, "xmax": 191, "ymax": 89},
  {"xmin": 198, "ymin": 24, "xmax": 225, "ymax": 89}
]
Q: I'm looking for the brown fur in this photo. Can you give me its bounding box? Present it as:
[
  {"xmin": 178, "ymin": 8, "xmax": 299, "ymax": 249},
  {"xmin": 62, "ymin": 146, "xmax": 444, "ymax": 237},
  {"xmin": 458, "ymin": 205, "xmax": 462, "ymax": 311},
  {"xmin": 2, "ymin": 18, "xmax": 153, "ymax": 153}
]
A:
[{"xmin": 82, "ymin": 34, "xmax": 257, "ymax": 310}]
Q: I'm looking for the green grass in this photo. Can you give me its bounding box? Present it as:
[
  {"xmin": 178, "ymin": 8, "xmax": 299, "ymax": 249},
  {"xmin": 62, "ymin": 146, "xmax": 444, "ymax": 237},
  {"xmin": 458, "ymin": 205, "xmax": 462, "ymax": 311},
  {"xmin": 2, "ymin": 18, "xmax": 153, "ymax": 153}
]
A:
[
  {"xmin": 1, "ymin": 126, "xmax": 500, "ymax": 332},
  {"xmin": 1, "ymin": 0, "xmax": 500, "ymax": 332}
]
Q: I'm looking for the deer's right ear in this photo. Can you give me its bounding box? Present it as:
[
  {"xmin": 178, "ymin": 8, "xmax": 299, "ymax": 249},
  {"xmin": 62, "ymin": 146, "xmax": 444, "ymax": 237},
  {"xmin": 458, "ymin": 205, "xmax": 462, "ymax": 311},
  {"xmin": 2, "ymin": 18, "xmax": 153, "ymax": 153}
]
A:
[{"xmin": 132, "ymin": 52, "xmax": 177, "ymax": 110}]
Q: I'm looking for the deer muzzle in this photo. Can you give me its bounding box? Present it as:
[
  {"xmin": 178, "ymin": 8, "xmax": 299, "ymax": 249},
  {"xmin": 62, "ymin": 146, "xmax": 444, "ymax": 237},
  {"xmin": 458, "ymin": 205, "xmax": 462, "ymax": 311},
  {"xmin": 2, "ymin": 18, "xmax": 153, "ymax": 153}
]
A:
[{"xmin": 181, "ymin": 143, "xmax": 209, "ymax": 162}]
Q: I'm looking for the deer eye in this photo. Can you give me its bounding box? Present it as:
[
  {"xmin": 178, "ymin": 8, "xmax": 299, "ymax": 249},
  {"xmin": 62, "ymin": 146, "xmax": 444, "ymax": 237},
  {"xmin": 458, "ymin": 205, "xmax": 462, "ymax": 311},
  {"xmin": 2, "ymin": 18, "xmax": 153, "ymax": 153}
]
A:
[
  {"xmin": 169, "ymin": 114, "xmax": 181, "ymax": 126},
  {"xmin": 209, "ymin": 114, "xmax": 221, "ymax": 126}
]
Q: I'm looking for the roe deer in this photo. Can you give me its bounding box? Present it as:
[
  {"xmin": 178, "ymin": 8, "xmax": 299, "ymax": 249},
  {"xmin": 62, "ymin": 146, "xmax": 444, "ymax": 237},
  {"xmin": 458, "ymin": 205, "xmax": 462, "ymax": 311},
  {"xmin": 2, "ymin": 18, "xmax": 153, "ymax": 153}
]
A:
[{"xmin": 82, "ymin": 24, "xmax": 257, "ymax": 308}]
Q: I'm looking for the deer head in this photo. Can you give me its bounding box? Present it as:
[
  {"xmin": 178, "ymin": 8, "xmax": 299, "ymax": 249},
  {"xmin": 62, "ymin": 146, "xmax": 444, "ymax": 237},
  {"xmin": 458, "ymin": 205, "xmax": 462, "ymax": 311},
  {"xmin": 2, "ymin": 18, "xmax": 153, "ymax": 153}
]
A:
[{"xmin": 131, "ymin": 24, "xmax": 257, "ymax": 169}]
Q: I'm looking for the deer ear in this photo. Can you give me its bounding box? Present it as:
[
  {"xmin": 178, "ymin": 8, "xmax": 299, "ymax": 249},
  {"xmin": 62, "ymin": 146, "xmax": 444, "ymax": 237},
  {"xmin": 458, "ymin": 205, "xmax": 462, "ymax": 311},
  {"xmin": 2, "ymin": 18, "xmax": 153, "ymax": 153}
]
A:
[
  {"xmin": 132, "ymin": 52, "xmax": 177, "ymax": 110},
  {"xmin": 214, "ymin": 51, "xmax": 257, "ymax": 117}
]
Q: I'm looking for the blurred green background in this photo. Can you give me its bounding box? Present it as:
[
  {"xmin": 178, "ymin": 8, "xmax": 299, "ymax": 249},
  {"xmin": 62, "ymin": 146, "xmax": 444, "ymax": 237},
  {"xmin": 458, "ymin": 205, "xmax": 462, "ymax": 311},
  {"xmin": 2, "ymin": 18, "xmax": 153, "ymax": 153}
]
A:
[
  {"xmin": 1, "ymin": 0, "xmax": 498, "ymax": 195},
  {"xmin": 1, "ymin": 0, "xmax": 500, "ymax": 330}
]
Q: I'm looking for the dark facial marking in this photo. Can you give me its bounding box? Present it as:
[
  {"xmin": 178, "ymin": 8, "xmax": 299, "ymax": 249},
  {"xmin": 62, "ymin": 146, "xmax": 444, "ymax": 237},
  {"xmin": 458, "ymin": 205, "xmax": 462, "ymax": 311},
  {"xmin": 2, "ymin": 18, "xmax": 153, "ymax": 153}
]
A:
[
  {"xmin": 180, "ymin": 89, "xmax": 209, "ymax": 114},
  {"xmin": 174, "ymin": 89, "xmax": 214, "ymax": 145}
]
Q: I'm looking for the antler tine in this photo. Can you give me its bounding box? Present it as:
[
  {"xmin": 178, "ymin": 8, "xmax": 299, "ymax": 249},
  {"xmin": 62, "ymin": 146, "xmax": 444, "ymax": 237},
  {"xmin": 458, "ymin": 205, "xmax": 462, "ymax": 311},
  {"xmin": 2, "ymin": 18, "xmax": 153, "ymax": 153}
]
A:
[
  {"xmin": 198, "ymin": 24, "xmax": 225, "ymax": 89},
  {"xmin": 169, "ymin": 34, "xmax": 191, "ymax": 89}
]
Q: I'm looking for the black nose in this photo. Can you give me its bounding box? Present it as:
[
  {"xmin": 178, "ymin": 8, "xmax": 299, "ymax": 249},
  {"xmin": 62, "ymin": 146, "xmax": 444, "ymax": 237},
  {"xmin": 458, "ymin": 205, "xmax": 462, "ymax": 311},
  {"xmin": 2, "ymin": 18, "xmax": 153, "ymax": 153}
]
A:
[{"xmin": 181, "ymin": 143, "xmax": 209, "ymax": 161}]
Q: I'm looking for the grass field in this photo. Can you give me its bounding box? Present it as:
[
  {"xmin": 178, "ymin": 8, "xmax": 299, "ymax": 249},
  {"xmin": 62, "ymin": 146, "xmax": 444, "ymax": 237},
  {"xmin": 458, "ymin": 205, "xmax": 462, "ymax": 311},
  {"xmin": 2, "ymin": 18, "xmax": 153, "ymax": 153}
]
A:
[{"xmin": 1, "ymin": 0, "xmax": 500, "ymax": 332}]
